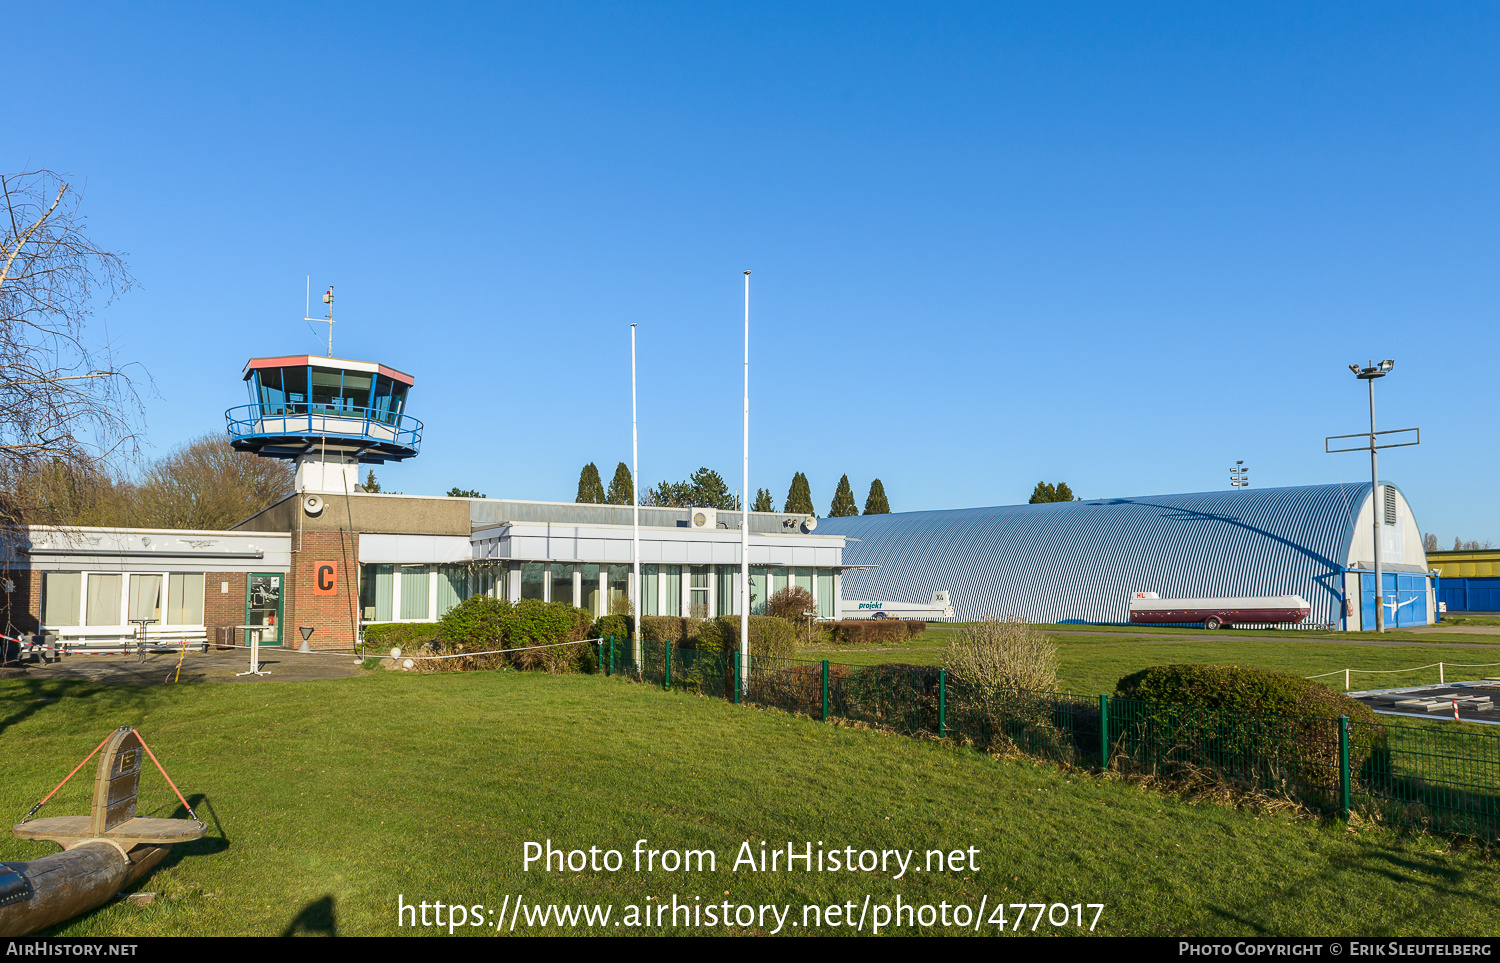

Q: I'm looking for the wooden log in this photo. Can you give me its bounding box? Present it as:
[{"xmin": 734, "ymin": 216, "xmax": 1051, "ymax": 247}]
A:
[{"xmin": 0, "ymin": 842, "xmax": 170, "ymax": 937}]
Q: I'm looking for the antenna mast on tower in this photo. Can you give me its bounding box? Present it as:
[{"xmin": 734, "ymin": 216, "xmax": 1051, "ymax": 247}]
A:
[{"xmin": 305, "ymin": 277, "xmax": 335, "ymax": 357}]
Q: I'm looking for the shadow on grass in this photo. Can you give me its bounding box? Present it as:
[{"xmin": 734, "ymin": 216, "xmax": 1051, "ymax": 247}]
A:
[
  {"xmin": 0, "ymin": 679, "xmax": 157, "ymax": 738},
  {"xmin": 281, "ymin": 896, "xmax": 337, "ymax": 936}
]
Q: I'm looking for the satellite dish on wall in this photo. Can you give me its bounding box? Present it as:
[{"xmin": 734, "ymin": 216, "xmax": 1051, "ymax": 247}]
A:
[{"xmin": 303, "ymin": 494, "xmax": 325, "ymax": 516}]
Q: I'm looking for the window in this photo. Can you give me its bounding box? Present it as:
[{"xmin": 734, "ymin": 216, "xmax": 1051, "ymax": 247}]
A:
[
  {"xmin": 128, "ymin": 574, "xmax": 162, "ymax": 623},
  {"xmin": 361, "ymin": 564, "xmax": 394, "ymax": 621},
  {"xmin": 716, "ymin": 565, "xmax": 736, "ymax": 617},
  {"xmin": 816, "ymin": 570, "xmax": 834, "ymax": 619},
  {"xmin": 608, "ymin": 565, "xmax": 630, "ymax": 615},
  {"xmin": 86, "ymin": 574, "xmax": 122, "ymax": 626},
  {"xmin": 436, "ymin": 564, "xmax": 467, "ymax": 617},
  {"xmin": 399, "ymin": 565, "xmax": 429, "ymax": 620},
  {"xmin": 642, "ymin": 565, "xmax": 659, "ymax": 616},
  {"xmin": 689, "ymin": 566, "xmax": 709, "ymax": 619},
  {"xmin": 580, "ymin": 564, "xmax": 600, "ymax": 614},
  {"xmin": 42, "ymin": 572, "xmax": 80, "ymax": 627},
  {"xmin": 166, "ymin": 574, "xmax": 205, "ymax": 625},
  {"xmin": 552, "ymin": 564, "xmax": 576, "ymax": 607},
  {"xmin": 749, "ymin": 568, "xmax": 767, "ymax": 616},
  {"xmin": 662, "ymin": 565, "xmax": 681, "ymax": 617},
  {"xmin": 521, "ymin": 562, "xmax": 545, "ymax": 601}
]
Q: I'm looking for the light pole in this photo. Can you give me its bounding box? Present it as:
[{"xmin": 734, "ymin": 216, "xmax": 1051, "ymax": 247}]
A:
[
  {"xmin": 1230, "ymin": 461, "xmax": 1249, "ymax": 488},
  {"xmin": 1327, "ymin": 361, "xmax": 1418, "ymax": 633}
]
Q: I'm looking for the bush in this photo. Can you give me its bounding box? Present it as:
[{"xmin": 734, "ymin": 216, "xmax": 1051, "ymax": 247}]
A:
[
  {"xmin": 640, "ymin": 616, "xmax": 704, "ymax": 646},
  {"xmin": 767, "ymin": 586, "xmax": 818, "ymax": 640},
  {"xmin": 827, "ymin": 620, "xmax": 927, "ymax": 645},
  {"xmin": 427, "ymin": 596, "xmax": 596, "ymax": 673},
  {"xmin": 362, "ymin": 622, "xmax": 440, "ymax": 652},
  {"xmin": 593, "ymin": 614, "xmax": 631, "ymax": 644},
  {"xmin": 702, "ymin": 615, "xmax": 798, "ymax": 661},
  {"xmin": 1113, "ymin": 664, "xmax": 1383, "ymax": 809},
  {"xmin": 944, "ymin": 617, "xmax": 1057, "ymax": 694}
]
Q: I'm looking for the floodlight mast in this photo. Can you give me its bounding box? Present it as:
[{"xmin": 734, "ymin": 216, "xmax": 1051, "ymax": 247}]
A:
[{"xmin": 1355, "ymin": 360, "xmax": 1393, "ymax": 633}]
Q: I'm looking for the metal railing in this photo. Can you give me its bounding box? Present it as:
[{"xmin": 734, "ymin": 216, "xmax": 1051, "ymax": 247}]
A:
[
  {"xmin": 224, "ymin": 403, "xmax": 423, "ymax": 452},
  {"xmin": 590, "ymin": 636, "xmax": 1500, "ymax": 840}
]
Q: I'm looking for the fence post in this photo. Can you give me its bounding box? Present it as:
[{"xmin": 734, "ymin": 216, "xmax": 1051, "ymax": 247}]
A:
[
  {"xmin": 596, "ymin": 640, "xmax": 603, "ymax": 675},
  {"xmin": 1440, "ymin": 662, "xmax": 1445, "ymax": 684},
  {"xmin": 734, "ymin": 649, "xmax": 741, "ymax": 705},
  {"xmin": 822, "ymin": 661, "xmax": 830, "ymax": 722},
  {"xmin": 1339, "ymin": 715, "xmax": 1351, "ymax": 819},
  {"xmin": 665, "ymin": 645, "xmax": 672, "ymax": 691},
  {"xmin": 1099, "ymin": 694, "xmax": 1110, "ymax": 771},
  {"xmin": 938, "ymin": 669, "xmax": 947, "ymax": 738},
  {"xmin": 610, "ymin": 635, "xmax": 616, "ymax": 676}
]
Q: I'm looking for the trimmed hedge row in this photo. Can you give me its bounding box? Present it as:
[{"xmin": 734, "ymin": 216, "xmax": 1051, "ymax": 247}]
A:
[{"xmin": 826, "ymin": 620, "xmax": 927, "ymax": 645}]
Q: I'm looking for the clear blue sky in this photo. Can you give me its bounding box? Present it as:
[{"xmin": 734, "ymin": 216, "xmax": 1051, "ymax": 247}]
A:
[{"xmin": 8, "ymin": 3, "xmax": 1498, "ymax": 543}]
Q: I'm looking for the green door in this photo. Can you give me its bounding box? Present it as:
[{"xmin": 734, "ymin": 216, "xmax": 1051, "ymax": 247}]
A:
[{"xmin": 245, "ymin": 573, "xmax": 284, "ymax": 646}]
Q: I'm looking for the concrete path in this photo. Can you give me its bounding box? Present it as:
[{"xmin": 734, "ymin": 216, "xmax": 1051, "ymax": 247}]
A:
[{"xmin": 0, "ymin": 648, "xmax": 365, "ymax": 685}]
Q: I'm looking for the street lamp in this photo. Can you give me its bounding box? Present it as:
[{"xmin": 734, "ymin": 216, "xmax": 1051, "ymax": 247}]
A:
[
  {"xmin": 1328, "ymin": 359, "xmax": 1422, "ymax": 633},
  {"xmin": 1230, "ymin": 461, "xmax": 1249, "ymax": 488}
]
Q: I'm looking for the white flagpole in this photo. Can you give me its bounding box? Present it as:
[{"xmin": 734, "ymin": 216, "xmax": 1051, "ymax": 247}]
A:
[
  {"xmin": 631, "ymin": 323, "xmax": 641, "ymax": 666},
  {"xmin": 740, "ymin": 271, "xmax": 751, "ymax": 692}
]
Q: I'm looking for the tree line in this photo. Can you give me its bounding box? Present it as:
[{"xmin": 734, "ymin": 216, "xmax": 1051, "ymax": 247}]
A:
[{"xmin": 575, "ymin": 462, "xmax": 891, "ymax": 516}]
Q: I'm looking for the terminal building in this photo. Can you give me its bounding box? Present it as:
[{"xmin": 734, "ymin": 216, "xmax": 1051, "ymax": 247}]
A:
[{"xmin": 7, "ymin": 353, "xmax": 849, "ymax": 651}]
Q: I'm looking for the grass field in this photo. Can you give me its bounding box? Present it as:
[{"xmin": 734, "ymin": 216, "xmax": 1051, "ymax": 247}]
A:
[
  {"xmin": 3, "ymin": 669, "xmax": 1499, "ymax": 937},
  {"xmin": 802, "ymin": 623, "xmax": 1500, "ymax": 696}
]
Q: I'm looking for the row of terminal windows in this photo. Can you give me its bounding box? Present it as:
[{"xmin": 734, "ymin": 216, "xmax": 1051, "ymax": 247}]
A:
[
  {"xmin": 41, "ymin": 572, "xmax": 205, "ymax": 627},
  {"xmin": 357, "ymin": 562, "xmax": 838, "ymax": 623}
]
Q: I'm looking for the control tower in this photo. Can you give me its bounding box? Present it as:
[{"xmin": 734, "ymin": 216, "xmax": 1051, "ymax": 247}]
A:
[{"xmin": 225, "ymin": 355, "xmax": 422, "ymax": 494}]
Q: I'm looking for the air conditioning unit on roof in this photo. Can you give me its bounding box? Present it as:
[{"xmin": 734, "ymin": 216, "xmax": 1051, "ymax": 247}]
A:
[{"xmin": 689, "ymin": 508, "xmax": 717, "ymax": 530}]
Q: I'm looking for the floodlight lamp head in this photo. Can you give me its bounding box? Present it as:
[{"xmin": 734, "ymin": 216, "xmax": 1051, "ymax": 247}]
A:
[
  {"xmin": 1380, "ymin": 359, "xmax": 1394, "ymax": 372},
  {"xmin": 1349, "ymin": 364, "xmax": 1361, "ymax": 375}
]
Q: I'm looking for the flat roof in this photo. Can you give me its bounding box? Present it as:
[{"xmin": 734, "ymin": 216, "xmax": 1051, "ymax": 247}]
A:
[{"xmin": 241, "ymin": 355, "xmax": 415, "ymax": 386}]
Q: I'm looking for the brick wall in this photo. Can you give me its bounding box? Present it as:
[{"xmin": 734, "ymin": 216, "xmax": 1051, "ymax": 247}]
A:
[
  {"xmin": 285, "ymin": 529, "xmax": 360, "ymax": 650},
  {"xmin": 204, "ymin": 572, "xmax": 249, "ymax": 649}
]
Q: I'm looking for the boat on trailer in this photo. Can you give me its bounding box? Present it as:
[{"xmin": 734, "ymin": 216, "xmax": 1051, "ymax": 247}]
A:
[
  {"xmin": 1127, "ymin": 591, "xmax": 1311, "ymax": 629},
  {"xmin": 1, "ymin": 727, "xmax": 205, "ymax": 936}
]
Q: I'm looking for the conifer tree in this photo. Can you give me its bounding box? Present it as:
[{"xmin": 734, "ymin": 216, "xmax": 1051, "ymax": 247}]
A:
[
  {"xmin": 829, "ymin": 474, "xmax": 859, "ymax": 516},
  {"xmin": 785, "ymin": 472, "xmax": 815, "ymax": 516},
  {"xmin": 751, "ymin": 488, "xmax": 775, "ymax": 512},
  {"xmin": 863, "ymin": 479, "xmax": 890, "ymax": 514},
  {"xmin": 1055, "ymin": 482, "xmax": 1076, "ymax": 502},
  {"xmin": 576, "ymin": 463, "xmax": 605, "ymax": 503},
  {"xmin": 363, "ymin": 470, "xmax": 381, "ymax": 493},
  {"xmin": 1029, "ymin": 482, "xmax": 1057, "ymax": 504},
  {"xmin": 606, "ymin": 461, "xmax": 634, "ymax": 505}
]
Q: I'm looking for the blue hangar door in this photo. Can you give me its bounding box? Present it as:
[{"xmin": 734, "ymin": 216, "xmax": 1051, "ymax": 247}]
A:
[{"xmin": 1360, "ymin": 573, "xmax": 1429, "ymax": 628}]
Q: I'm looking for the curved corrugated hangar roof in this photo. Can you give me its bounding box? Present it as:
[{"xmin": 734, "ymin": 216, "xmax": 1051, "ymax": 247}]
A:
[{"xmin": 815, "ymin": 483, "xmax": 1430, "ymax": 626}]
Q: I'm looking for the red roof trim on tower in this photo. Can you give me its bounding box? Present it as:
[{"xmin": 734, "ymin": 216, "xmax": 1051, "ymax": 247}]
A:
[{"xmin": 240, "ymin": 356, "xmax": 415, "ymax": 386}]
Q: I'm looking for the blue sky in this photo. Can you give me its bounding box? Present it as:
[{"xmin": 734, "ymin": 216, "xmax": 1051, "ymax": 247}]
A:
[{"xmin": 7, "ymin": 3, "xmax": 1498, "ymax": 542}]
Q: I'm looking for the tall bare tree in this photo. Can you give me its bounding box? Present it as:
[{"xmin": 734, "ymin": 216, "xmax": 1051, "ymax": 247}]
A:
[
  {"xmin": 0, "ymin": 170, "xmax": 142, "ymax": 473},
  {"xmin": 132, "ymin": 434, "xmax": 295, "ymax": 530}
]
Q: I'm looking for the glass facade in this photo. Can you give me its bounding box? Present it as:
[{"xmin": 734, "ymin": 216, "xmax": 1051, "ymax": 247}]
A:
[
  {"xmin": 352, "ymin": 558, "xmax": 839, "ymax": 625},
  {"xmin": 42, "ymin": 573, "xmax": 81, "ymax": 627},
  {"xmin": 252, "ymin": 365, "xmax": 409, "ymax": 424}
]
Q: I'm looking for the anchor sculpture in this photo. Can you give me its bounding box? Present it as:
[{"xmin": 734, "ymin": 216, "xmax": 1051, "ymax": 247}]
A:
[{"xmin": 1, "ymin": 727, "xmax": 205, "ymax": 936}]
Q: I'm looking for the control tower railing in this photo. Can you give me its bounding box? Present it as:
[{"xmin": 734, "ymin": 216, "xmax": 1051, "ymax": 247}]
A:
[{"xmin": 225, "ymin": 403, "xmax": 424, "ymax": 457}]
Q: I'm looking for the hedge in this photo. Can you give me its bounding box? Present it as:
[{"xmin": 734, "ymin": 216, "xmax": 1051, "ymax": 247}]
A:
[
  {"xmin": 1114, "ymin": 664, "xmax": 1383, "ymax": 808},
  {"xmin": 826, "ymin": 620, "xmax": 927, "ymax": 645},
  {"xmin": 424, "ymin": 596, "xmax": 596, "ymax": 673}
]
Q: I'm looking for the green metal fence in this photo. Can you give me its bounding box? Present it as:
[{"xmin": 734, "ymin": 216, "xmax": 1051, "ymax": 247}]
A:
[{"xmin": 595, "ymin": 637, "xmax": 1500, "ymax": 840}]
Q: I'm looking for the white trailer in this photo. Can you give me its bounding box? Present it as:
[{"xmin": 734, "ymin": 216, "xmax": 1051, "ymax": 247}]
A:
[{"xmin": 841, "ymin": 591, "xmax": 954, "ymax": 621}]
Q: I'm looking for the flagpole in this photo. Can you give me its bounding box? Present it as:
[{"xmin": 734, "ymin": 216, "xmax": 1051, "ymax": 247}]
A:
[
  {"xmin": 740, "ymin": 271, "xmax": 751, "ymax": 693},
  {"xmin": 631, "ymin": 323, "xmax": 642, "ymax": 665}
]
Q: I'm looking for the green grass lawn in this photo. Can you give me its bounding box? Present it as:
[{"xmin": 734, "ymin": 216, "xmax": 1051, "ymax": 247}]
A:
[
  {"xmin": 801, "ymin": 623, "xmax": 1500, "ymax": 696},
  {"xmin": 2, "ymin": 670, "xmax": 1498, "ymax": 937}
]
